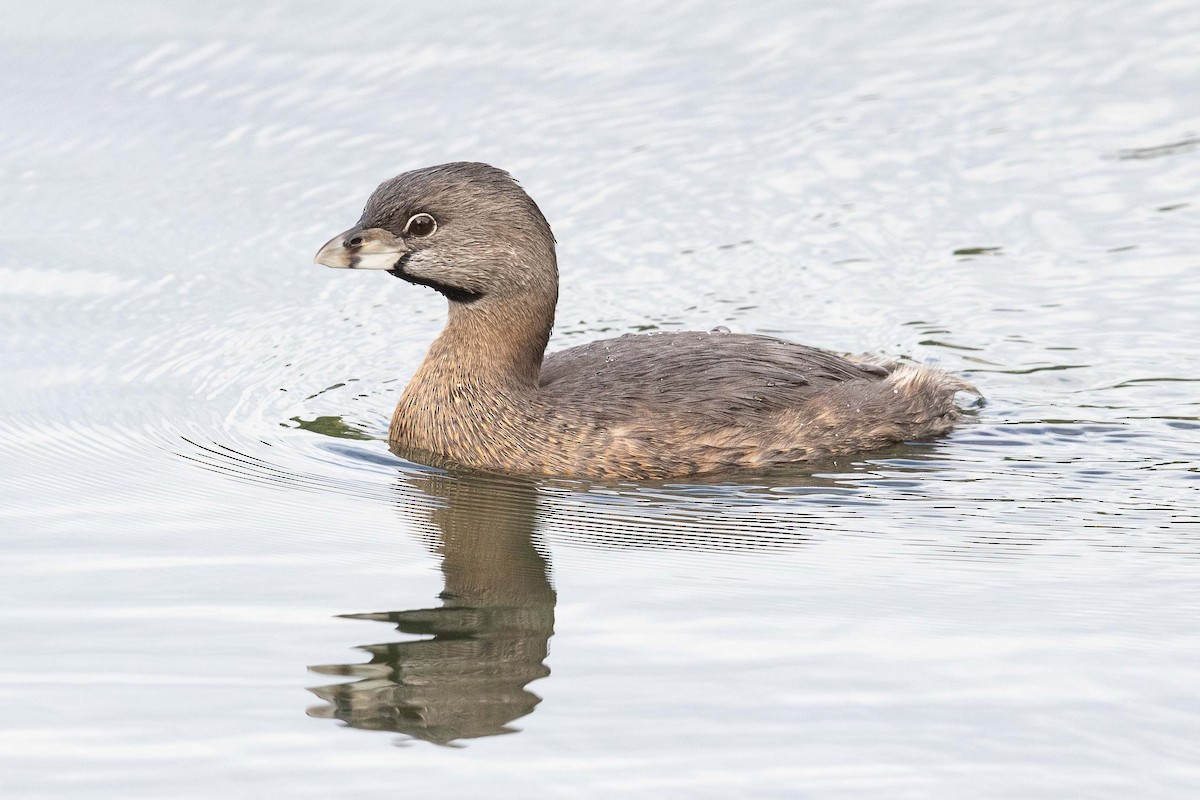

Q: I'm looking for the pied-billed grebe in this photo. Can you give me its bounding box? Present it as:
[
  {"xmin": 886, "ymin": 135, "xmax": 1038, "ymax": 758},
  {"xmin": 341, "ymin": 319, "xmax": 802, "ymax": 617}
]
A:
[{"xmin": 314, "ymin": 162, "xmax": 979, "ymax": 479}]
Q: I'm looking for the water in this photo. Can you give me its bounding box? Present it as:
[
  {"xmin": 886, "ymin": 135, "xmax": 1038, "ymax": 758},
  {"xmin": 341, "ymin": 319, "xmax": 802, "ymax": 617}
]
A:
[{"xmin": 2, "ymin": 0, "xmax": 1199, "ymax": 796}]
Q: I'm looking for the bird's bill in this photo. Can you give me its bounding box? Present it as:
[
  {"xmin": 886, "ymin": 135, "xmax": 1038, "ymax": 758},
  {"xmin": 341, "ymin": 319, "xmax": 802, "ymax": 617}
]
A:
[{"xmin": 313, "ymin": 227, "xmax": 405, "ymax": 270}]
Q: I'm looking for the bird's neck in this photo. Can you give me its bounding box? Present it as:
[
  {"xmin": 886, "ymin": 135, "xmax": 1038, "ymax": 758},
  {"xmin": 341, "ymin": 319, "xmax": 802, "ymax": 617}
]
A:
[
  {"xmin": 390, "ymin": 289, "xmax": 555, "ymax": 455},
  {"xmin": 413, "ymin": 288, "xmax": 557, "ymax": 392}
]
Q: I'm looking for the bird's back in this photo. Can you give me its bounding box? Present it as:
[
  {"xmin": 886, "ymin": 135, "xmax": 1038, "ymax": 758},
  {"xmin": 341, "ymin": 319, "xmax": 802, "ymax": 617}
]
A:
[
  {"xmin": 528, "ymin": 330, "xmax": 976, "ymax": 476},
  {"xmin": 540, "ymin": 331, "xmax": 890, "ymax": 421}
]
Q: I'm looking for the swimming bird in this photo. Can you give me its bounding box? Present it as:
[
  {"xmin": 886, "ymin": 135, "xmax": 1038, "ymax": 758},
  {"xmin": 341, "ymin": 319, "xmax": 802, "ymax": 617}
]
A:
[{"xmin": 314, "ymin": 162, "xmax": 978, "ymax": 479}]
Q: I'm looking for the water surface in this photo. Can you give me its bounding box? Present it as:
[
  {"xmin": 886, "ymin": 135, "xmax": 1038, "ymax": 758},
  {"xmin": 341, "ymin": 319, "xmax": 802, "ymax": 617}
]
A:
[{"xmin": 2, "ymin": 0, "xmax": 1199, "ymax": 797}]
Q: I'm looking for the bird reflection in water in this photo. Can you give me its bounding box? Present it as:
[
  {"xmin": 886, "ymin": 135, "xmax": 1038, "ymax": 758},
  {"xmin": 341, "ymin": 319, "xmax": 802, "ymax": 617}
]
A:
[
  {"xmin": 300, "ymin": 438, "xmax": 940, "ymax": 744},
  {"xmin": 307, "ymin": 470, "xmax": 554, "ymax": 745}
]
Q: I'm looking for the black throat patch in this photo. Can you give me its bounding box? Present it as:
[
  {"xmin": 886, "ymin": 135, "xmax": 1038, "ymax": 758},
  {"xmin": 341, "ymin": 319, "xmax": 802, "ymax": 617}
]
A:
[{"xmin": 389, "ymin": 253, "xmax": 483, "ymax": 305}]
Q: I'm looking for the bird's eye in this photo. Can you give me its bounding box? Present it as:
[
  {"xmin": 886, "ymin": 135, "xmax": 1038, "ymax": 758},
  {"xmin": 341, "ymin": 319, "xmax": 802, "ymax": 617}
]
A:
[{"xmin": 403, "ymin": 213, "xmax": 437, "ymax": 238}]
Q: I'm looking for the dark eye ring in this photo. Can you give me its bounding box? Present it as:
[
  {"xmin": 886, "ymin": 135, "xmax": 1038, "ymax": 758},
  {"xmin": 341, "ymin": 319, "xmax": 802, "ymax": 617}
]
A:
[{"xmin": 403, "ymin": 212, "xmax": 437, "ymax": 238}]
